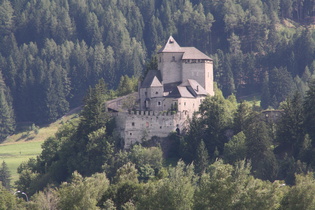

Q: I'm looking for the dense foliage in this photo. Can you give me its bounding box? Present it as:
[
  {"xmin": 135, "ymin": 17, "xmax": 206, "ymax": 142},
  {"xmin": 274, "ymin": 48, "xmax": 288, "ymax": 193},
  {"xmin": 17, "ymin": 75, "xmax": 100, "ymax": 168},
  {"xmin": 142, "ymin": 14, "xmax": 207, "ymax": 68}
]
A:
[
  {"xmin": 0, "ymin": 0, "xmax": 314, "ymax": 136},
  {"xmin": 3, "ymin": 79, "xmax": 313, "ymax": 209},
  {"xmin": 1, "ymin": 0, "xmax": 315, "ymax": 208}
]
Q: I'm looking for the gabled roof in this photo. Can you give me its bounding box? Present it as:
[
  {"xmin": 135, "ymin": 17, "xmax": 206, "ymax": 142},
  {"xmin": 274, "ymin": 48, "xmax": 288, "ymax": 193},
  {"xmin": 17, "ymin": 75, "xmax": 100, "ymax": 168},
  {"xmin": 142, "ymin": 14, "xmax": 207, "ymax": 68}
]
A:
[
  {"xmin": 180, "ymin": 79, "xmax": 208, "ymax": 96},
  {"xmin": 167, "ymin": 86, "xmax": 194, "ymax": 98},
  {"xmin": 141, "ymin": 70, "xmax": 162, "ymax": 88},
  {"xmin": 158, "ymin": 36, "xmax": 212, "ymax": 60},
  {"xmin": 167, "ymin": 79, "xmax": 207, "ymax": 98},
  {"xmin": 181, "ymin": 47, "xmax": 212, "ymax": 60}
]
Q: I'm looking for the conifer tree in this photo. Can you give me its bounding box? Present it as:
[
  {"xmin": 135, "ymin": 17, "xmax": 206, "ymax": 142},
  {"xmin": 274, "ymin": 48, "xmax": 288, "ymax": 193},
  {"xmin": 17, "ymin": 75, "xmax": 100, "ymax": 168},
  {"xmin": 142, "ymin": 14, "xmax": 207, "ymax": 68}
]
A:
[
  {"xmin": 304, "ymin": 79, "xmax": 315, "ymax": 143},
  {"xmin": 0, "ymin": 72, "xmax": 15, "ymax": 142},
  {"xmin": 0, "ymin": 161, "xmax": 11, "ymax": 190},
  {"xmin": 195, "ymin": 140, "xmax": 209, "ymax": 174}
]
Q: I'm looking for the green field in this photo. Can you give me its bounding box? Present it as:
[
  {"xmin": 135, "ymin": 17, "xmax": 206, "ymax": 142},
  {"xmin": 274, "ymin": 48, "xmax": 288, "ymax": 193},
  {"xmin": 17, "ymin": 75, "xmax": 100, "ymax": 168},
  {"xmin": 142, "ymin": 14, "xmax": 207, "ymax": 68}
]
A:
[
  {"xmin": 0, "ymin": 107, "xmax": 81, "ymax": 187},
  {"xmin": 0, "ymin": 141, "xmax": 43, "ymax": 185}
]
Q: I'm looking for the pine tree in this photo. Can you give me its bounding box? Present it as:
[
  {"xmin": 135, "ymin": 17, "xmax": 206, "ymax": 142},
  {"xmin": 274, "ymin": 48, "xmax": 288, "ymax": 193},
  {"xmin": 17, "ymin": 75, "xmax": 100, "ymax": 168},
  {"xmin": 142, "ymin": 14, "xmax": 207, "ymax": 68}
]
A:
[
  {"xmin": 276, "ymin": 92, "xmax": 305, "ymax": 157},
  {"xmin": 0, "ymin": 161, "xmax": 11, "ymax": 190},
  {"xmin": 0, "ymin": 72, "xmax": 15, "ymax": 142},
  {"xmin": 195, "ymin": 140, "xmax": 209, "ymax": 174},
  {"xmin": 304, "ymin": 79, "xmax": 315, "ymax": 143}
]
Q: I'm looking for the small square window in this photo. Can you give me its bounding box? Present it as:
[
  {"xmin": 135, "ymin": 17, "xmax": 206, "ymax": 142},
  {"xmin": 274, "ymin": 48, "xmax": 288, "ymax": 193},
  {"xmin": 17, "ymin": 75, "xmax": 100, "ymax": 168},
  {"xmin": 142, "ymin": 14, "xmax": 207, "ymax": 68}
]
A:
[
  {"xmin": 158, "ymin": 101, "xmax": 161, "ymax": 106},
  {"xmin": 130, "ymin": 133, "xmax": 132, "ymax": 136},
  {"xmin": 132, "ymin": 122, "xmax": 135, "ymax": 126},
  {"xmin": 156, "ymin": 92, "xmax": 158, "ymax": 94}
]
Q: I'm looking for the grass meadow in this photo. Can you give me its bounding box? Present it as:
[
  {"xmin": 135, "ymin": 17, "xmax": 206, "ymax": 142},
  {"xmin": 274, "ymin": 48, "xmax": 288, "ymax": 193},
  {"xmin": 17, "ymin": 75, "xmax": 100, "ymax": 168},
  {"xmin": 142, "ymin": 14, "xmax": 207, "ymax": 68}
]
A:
[
  {"xmin": 0, "ymin": 141, "xmax": 43, "ymax": 184},
  {"xmin": 0, "ymin": 107, "xmax": 81, "ymax": 187}
]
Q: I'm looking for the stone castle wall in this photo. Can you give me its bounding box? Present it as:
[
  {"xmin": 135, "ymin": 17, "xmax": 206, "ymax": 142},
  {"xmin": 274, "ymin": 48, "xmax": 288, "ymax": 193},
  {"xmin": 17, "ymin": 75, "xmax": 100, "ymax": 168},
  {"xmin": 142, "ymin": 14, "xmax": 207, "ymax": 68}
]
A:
[
  {"xmin": 182, "ymin": 60, "xmax": 214, "ymax": 96},
  {"xmin": 158, "ymin": 52, "xmax": 183, "ymax": 84},
  {"xmin": 116, "ymin": 110, "xmax": 189, "ymax": 149}
]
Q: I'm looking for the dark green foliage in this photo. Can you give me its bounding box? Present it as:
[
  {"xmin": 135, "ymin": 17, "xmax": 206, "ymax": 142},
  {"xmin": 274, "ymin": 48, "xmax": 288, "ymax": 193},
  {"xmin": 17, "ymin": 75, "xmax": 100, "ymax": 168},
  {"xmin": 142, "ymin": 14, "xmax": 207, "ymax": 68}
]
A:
[
  {"xmin": 304, "ymin": 79, "xmax": 315, "ymax": 144},
  {"xmin": 0, "ymin": 0, "xmax": 312, "ymax": 125},
  {"xmin": 195, "ymin": 140, "xmax": 209, "ymax": 174},
  {"xmin": 198, "ymin": 93, "xmax": 235, "ymax": 156},
  {"xmin": 223, "ymin": 132, "xmax": 247, "ymax": 165},
  {"xmin": 276, "ymin": 92, "xmax": 305, "ymax": 158},
  {"xmin": 0, "ymin": 161, "xmax": 11, "ymax": 190},
  {"xmin": 116, "ymin": 75, "xmax": 138, "ymax": 97},
  {"xmin": 0, "ymin": 185, "xmax": 17, "ymax": 210},
  {"xmin": 244, "ymin": 117, "xmax": 278, "ymax": 181},
  {"xmin": 261, "ymin": 71, "xmax": 271, "ymax": 109},
  {"xmin": 269, "ymin": 67, "xmax": 295, "ymax": 108},
  {"xmin": 15, "ymin": 80, "xmax": 116, "ymax": 195},
  {"xmin": 0, "ymin": 71, "xmax": 15, "ymax": 142}
]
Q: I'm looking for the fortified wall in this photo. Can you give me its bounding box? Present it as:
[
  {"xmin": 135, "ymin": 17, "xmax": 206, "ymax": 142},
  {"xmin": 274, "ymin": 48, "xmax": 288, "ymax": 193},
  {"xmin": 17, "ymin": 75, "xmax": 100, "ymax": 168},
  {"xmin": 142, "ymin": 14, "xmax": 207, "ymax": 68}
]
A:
[{"xmin": 115, "ymin": 110, "xmax": 189, "ymax": 149}]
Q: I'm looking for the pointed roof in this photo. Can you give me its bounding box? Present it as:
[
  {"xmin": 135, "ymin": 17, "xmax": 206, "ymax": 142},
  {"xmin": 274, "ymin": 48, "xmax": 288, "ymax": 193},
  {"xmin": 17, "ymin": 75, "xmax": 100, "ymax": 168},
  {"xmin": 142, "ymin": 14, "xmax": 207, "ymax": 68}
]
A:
[
  {"xmin": 158, "ymin": 36, "xmax": 183, "ymax": 53},
  {"xmin": 158, "ymin": 36, "xmax": 212, "ymax": 60},
  {"xmin": 141, "ymin": 70, "xmax": 162, "ymax": 88},
  {"xmin": 150, "ymin": 76, "xmax": 163, "ymax": 87}
]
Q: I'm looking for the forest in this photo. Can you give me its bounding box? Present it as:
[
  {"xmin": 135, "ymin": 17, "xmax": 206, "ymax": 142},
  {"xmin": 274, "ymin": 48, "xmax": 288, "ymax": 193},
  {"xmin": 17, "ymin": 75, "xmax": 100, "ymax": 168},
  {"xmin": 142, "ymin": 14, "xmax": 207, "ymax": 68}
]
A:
[{"xmin": 0, "ymin": 0, "xmax": 315, "ymax": 209}]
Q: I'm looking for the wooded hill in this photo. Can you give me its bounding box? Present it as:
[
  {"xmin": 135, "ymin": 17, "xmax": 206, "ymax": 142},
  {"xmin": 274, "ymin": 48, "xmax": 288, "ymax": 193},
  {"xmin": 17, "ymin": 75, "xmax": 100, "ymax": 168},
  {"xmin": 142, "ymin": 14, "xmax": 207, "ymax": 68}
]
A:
[{"xmin": 0, "ymin": 0, "xmax": 314, "ymax": 139}]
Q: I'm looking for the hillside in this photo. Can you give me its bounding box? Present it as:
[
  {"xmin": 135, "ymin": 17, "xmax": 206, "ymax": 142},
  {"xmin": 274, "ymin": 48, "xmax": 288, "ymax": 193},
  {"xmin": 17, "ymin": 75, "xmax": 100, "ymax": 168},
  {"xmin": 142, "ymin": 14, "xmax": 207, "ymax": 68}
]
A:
[
  {"xmin": 0, "ymin": 0, "xmax": 314, "ymax": 138},
  {"xmin": 0, "ymin": 107, "xmax": 81, "ymax": 184}
]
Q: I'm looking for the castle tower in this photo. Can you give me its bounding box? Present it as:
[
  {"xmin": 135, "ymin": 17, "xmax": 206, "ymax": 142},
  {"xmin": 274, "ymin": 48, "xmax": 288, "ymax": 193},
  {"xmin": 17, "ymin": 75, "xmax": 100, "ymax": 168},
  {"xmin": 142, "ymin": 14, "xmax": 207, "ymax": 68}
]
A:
[
  {"xmin": 157, "ymin": 36, "xmax": 183, "ymax": 84},
  {"xmin": 181, "ymin": 47, "xmax": 214, "ymax": 96},
  {"xmin": 157, "ymin": 36, "xmax": 214, "ymax": 96}
]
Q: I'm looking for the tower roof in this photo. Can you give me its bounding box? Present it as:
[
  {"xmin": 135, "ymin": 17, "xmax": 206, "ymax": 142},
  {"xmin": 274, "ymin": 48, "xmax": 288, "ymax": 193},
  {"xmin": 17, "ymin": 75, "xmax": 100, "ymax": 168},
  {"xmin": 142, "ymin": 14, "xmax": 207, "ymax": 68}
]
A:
[
  {"xmin": 141, "ymin": 70, "xmax": 162, "ymax": 88},
  {"xmin": 158, "ymin": 36, "xmax": 182, "ymax": 53},
  {"xmin": 158, "ymin": 36, "xmax": 212, "ymax": 60}
]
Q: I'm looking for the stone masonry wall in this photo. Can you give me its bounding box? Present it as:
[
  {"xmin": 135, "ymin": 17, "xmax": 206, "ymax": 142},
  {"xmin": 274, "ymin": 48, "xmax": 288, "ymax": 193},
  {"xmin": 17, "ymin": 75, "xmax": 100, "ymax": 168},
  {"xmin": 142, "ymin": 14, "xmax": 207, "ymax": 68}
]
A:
[{"xmin": 116, "ymin": 110, "xmax": 189, "ymax": 149}]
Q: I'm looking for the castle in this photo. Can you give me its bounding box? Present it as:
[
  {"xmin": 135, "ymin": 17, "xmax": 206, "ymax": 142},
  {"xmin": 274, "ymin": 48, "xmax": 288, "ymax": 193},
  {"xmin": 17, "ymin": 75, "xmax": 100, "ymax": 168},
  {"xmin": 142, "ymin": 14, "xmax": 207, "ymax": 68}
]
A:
[{"xmin": 110, "ymin": 36, "xmax": 214, "ymax": 148}]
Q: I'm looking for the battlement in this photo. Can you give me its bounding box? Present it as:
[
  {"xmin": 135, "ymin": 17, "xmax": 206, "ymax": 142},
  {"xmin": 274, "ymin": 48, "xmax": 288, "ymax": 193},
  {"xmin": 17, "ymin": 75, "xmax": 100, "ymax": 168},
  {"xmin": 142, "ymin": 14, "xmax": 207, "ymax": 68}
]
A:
[
  {"xmin": 127, "ymin": 110, "xmax": 187, "ymax": 117},
  {"xmin": 116, "ymin": 110, "xmax": 189, "ymax": 149}
]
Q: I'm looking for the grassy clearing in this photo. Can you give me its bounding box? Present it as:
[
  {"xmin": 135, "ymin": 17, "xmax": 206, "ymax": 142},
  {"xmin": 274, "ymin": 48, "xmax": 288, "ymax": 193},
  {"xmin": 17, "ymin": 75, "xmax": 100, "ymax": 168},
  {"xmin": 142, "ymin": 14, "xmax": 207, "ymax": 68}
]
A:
[
  {"xmin": 0, "ymin": 107, "xmax": 81, "ymax": 186},
  {"xmin": 238, "ymin": 93, "xmax": 261, "ymax": 107},
  {"xmin": 0, "ymin": 141, "xmax": 43, "ymax": 184}
]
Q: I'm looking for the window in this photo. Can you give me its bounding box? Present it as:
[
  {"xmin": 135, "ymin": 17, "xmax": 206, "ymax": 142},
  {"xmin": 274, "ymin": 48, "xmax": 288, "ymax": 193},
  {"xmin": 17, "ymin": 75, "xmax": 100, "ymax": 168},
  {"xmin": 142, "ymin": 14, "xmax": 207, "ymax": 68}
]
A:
[
  {"xmin": 130, "ymin": 133, "xmax": 132, "ymax": 136},
  {"xmin": 172, "ymin": 56, "xmax": 176, "ymax": 62},
  {"xmin": 158, "ymin": 101, "xmax": 161, "ymax": 106},
  {"xmin": 132, "ymin": 122, "xmax": 135, "ymax": 126},
  {"xmin": 184, "ymin": 102, "xmax": 186, "ymax": 106},
  {"xmin": 156, "ymin": 91, "xmax": 158, "ymax": 95}
]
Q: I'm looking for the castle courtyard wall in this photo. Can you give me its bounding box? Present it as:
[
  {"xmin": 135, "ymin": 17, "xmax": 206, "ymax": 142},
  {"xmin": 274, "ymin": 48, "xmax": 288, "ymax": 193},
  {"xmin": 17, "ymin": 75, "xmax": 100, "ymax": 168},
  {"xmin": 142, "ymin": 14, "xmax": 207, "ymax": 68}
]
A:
[{"xmin": 116, "ymin": 111, "xmax": 188, "ymax": 149}]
